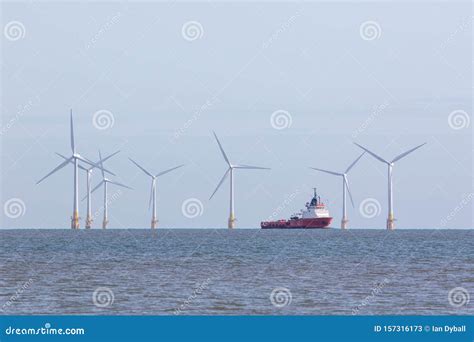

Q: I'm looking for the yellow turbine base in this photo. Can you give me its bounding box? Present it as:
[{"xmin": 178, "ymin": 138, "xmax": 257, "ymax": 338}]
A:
[
  {"xmin": 71, "ymin": 211, "xmax": 80, "ymax": 229},
  {"xmin": 228, "ymin": 214, "xmax": 236, "ymax": 229},
  {"xmin": 151, "ymin": 218, "xmax": 158, "ymax": 229},
  {"xmin": 387, "ymin": 217, "xmax": 395, "ymax": 230}
]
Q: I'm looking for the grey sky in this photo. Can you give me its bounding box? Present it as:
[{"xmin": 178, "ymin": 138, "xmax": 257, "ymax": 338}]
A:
[{"xmin": 1, "ymin": 1, "xmax": 472, "ymax": 229}]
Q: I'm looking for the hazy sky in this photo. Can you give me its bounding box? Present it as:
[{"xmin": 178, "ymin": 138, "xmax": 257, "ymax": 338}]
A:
[{"xmin": 1, "ymin": 1, "xmax": 472, "ymax": 229}]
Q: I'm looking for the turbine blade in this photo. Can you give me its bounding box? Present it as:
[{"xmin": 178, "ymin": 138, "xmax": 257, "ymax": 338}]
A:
[
  {"xmin": 98, "ymin": 150, "xmax": 105, "ymax": 179},
  {"xmin": 37, "ymin": 157, "xmax": 72, "ymax": 184},
  {"xmin": 89, "ymin": 150, "xmax": 120, "ymax": 175},
  {"xmin": 128, "ymin": 158, "xmax": 153, "ymax": 178},
  {"xmin": 209, "ymin": 168, "xmax": 230, "ymax": 200},
  {"xmin": 391, "ymin": 143, "xmax": 427, "ymax": 163},
  {"xmin": 156, "ymin": 164, "xmax": 185, "ymax": 177},
  {"xmin": 310, "ymin": 167, "xmax": 343, "ymax": 176},
  {"xmin": 345, "ymin": 151, "xmax": 366, "ymax": 174},
  {"xmin": 109, "ymin": 180, "xmax": 133, "ymax": 190},
  {"xmin": 76, "ymin": 154, "xmax": 115, "ymax": 176},
  {"xmin": 70, "ymin": 109, "xmax": 75, "ymax": 153},
  {"xmin": 100, "ymin": 150, "xmax": 120, "ymax": 164},
  {"xmin": 354, "ymin": 143, "xmax": 390, "ymax": 165},
  {"xmin": 213, "ymin": 131, "xmax": 231, "ymax": 166},
  {"xmin": 56, "ymin": 152, "xmax": 88, "ymax": 171},
  {"xmin": 91, "ymin": 180, "xmax": 105, "ymax": 194},
  {"xmin": 344, "ymin": 176, "xmax": 355, "ymax": 208},
  {"xmin": 232, "ymin": 164, "xmax": 270, "ymax": 170}
]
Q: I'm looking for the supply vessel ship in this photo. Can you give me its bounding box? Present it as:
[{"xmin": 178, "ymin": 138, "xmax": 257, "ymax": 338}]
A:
[{"xmin": 261, "ymin": 189, "xmax": 332, "ymax": 229}]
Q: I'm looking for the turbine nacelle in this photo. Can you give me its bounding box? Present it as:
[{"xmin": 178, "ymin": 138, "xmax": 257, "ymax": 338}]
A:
[
  {"xmin": 128, "ymin": 157, "xmax": 184, "ymax": 226},
  {"xmin": 354, "ymin": 142, "xmax": 427, "ymax": 229},
  {"xmin": 310, "ymin": 151, "xmax": 365, "ymax": 213},
  {"xmin": 210, "ymin": 132, "xmax": 270, "ymax": 229}
]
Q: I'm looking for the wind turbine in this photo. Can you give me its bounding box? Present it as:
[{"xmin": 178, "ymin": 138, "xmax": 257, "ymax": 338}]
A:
[
  {"xmin": 354, "ymin": 142, "xmax": 426, "ymax": 230},
  {"xmin": 310, "ymin": 152, "xmax": 365, "ymax": 229},
  {"xmin": 210, "ymin": 132, "xmax": 270, "ymax": 229},
  {"xmin": 91, "ymin": 150, "xmax": 132, "ymax": 229},
  {"xmin": 128, "ymin": 158, "xmax": 184, "ymax": 229},
  {"xmin": 37, "ymin": 110, "xmax": 112, "ymax": 229},
  {"xmin": 57, "ymin": 150, "xmax": 120, "ymax": 228}
]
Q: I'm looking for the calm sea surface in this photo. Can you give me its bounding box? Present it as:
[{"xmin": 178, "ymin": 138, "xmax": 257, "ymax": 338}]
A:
[{"xmin": 0, "ymin": 229, "xmax": 472, "ymax": 315}]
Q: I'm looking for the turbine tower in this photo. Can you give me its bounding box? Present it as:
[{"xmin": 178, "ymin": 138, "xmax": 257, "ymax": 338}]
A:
[
  {"xmin": 128, "ymin": 158, "xmax": 184, "ymax": 229},
  {"xmin": 354, "ymin": 142, "xmax": 426, "ymax": 230},
  {"xmin": 210, "ymin": 132, "xmax": 270, "ymax": 229},
  {"xmin": 91, "ymin": 150, "xmax": 132, "ymax": 229},
  {"xmin": 58, "ymin": 150, "xmax": 120, "ymax": 228},
  {"xmin": 37, "ymin": 110, "xmax": 111, "ymax": 229},
  {"xmin": 311, "ymin": 152, "xmax": 365, "ymax": 229}
]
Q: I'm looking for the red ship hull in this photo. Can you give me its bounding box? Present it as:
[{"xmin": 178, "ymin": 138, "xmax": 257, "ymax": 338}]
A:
[{"xmin": 261, "ymin": 217, "xmax": 332, "ymax": 229}]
